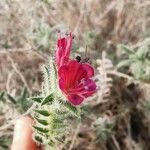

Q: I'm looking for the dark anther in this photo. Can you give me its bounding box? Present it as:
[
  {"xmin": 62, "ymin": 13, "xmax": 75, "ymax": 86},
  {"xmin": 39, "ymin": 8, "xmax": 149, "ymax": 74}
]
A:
[{"xmin": 76, "ymin": 56, "xmax": 81, "ymax": 62}]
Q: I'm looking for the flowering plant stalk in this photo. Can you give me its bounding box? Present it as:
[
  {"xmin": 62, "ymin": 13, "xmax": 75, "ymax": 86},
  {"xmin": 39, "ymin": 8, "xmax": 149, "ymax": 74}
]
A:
[{"xmin": 30, "ymin": 32, "xmax": 96, "ymax": 149}]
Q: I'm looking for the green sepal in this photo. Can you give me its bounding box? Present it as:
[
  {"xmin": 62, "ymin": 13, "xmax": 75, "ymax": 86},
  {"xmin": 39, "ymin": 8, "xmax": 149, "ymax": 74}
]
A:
[
  {"xmin": 41, "ymin": 93, "xmax": 54, "ymax": 106},
  {"xmin": 34, "ymin": 109, "xmax": 50, "ymax": 116},
  {"xmin": 35, "ymin": 117, "xmax": 49, "ymax": 126},
  {"xmin": 33, "ymin": 126, "xmax": 49, "ymax": 133},
  {"xmin": 29, "ymin": 97, "xmax": 43, "ymax": 103}
]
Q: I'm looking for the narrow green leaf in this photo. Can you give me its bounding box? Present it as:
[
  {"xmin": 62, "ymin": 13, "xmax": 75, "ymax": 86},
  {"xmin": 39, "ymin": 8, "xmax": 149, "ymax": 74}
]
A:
[
  {"xmin": 48, "ymin": 140, "xmax": 56, "ymax": 147},
  {"xmin": 45, "ymin": 66, "xmax": 50, "ymax": 78},
  {"xmin": 117, "ymin": 59, "xmax": 131, "ymax": 68},
  {"xmin": 34, "ymin": 109, "xmax": 50, "ymax": 116},
  {"xmin": 120, "ymin": 45, "xmax": 135, "ymax": 54},
  {"xmin": 33, "ymin": 126, "xmax": 49, "ymax": 133},
  {"xmin": 7, "ymin": 94, "xmax": 17, "ymax": 104},
  {"xmin": 35, "ymin": 117, "xmax": 49, "ymax": 126},
  {"xmin": 21, "ymin": 87, "xmax": 28, "ymax": 98},
  {"xmin": 0, "ymin": 92, "xmax": 5, "ymax": 100},
  {"xmin": 34, "ymin": 135, "xmax": 43, "ymax": 143},
  {"xmin": 41, "ymin": 94, "xmax": 54, "ymax": 106},
  {"xmin": 30, "ymin": 97, "xmax": 43, "ymax": 103}
]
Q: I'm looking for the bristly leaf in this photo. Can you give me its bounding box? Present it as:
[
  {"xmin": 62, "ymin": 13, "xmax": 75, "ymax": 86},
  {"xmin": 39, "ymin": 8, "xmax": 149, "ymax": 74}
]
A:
[
  {"xmin": 44, "ymin": 66, "xmax": 51, "ymax": 94},
  {"xmin": 7, "ymin": 94, "xmax": 17, "ymax": 104},
  {"xmin": 34, "ymin": 109, "xmax": 50, "ymax": 116},
  {"xmin": 34, "ymin": 135, "xmax": 43, "ymax": 144},
  {"xmin": 53, "ymin": 123, "xmax": 66, "ymax": 130},
  {"xmin": 29, "ymin": 97, "xmax": 43, "ymax": 103},
  {"xmin": 42, "ymin": 59, "xmax": 57, "ymax": 96},
  {"xmin": 61, "ymin": 100, "xmax": 80, "ymax": 118},
  {"xmin": 33, "ymin": 126, "xmax": 49, "ymax": 133},
  {"xmin": 41, "ymin": 93, "xmax": 54, "ymax": 106},
  {"xmin": 49, "ymin": 58, "xmax": 57, "ymax": 93},
  {"xmin": 53, "ymin": 118, "xmax": 63, "ymax": 124},
  {"xmin": 35, "ymin": 117, "xmax": 49, "ymax": 126}
]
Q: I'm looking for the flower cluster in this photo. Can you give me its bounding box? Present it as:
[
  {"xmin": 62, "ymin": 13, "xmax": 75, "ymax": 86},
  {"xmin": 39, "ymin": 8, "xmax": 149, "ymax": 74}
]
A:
[{"xmin": 56, "ymin": 33, "xmax": 96, "ymax": 105}]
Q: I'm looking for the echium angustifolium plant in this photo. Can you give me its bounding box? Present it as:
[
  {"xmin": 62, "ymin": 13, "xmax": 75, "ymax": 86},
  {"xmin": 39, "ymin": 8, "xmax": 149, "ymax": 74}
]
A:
[
  {"xmin": 30, "ymin": 32, "xmax": 97, "ymax": 149},
  {"xmin": 117, "ymin": 38, "xmax": 150, "ymax": 82}
]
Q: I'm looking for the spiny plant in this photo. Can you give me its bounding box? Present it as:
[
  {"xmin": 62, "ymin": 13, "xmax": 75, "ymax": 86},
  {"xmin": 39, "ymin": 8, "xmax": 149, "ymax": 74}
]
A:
[
  {"xmin": 117, "ymin": 38, "xmax": 150, "ymax": 82},
  {"xmin": 92, "ymin": 116, "xmax": 115, "ymax": 141},
  {"xmin": 30, "ymin": 32, "xmax": 97, "ymax": 149},
  {"xmin": 0, "ymin": 88, "xmax": 31, "ymax": 113},
  {"xmin": 31, "ymin": 23, "xmax": 54, "ymax": 51},
  {"xmin": 30, "ymin": 59, "xmax": 81, "ymax": 149}
]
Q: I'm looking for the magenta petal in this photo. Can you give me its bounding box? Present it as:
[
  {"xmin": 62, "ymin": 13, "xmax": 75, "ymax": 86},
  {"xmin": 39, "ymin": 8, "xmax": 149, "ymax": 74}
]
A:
[
  {"xmin": 58, "ymin": 65, "xmax": 68, "ymax": 78},
  {"xmin": 56, "ymin": 38, "xmax": 66, "ymax": 63},
  {"xmin": 65, "ymin": 32, "xmax": 72, "ymax": 56},
  {"xmin": 82, "ymin": 63, "xmax": 94, "ymax": 78},
  {"xmin": 58, "ymin": 65, "xmax": 69, "ymax": 88},
  {"xmin": 59, "ymin": 78, "xmax": 66, "ymax": 91},
  {"xmin": 79, "ymin": 79, "xmax": 97, "ymax": 97},
  {"xmin": 68, "ymin": 60, "xmax": 79, "ymax": 74},
  {"xmin": 67, "ymin": 60, "xmax": 87, "ymax": 82},
  {"xmin": 67, "ymin": 94, "xmax": 84, "ymax": 105},
  {"xmin": 75, "ymin": 66, "xmax": 87, "ymax": 81},
  {"xmin": 68, "ymin": 60, "xmax": 80, "ymax": 85},
  {"xmin": 84, "ymin": 79, "xmax": 97, "ymax": 91},
  {"xmin": 56, "ymin": 33, "xmax": 73, "ymax": 67},
  {"xmin": 57, "ymin": 37, "xmax": 67, "ymax": 49},
  {"xmin": 60, "ymin": 56, "xmax": 69, "ymax": 67}
]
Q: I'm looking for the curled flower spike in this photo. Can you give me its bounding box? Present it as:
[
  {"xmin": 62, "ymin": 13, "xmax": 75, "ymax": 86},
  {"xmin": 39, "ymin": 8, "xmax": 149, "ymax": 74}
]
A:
[
  {"xmin": 56, "ymin": 32, "xmax": 97, "ymax": 105},
  {"xmin": 56, "ymin": 32, "xmax": 73, "ymax": 68}
]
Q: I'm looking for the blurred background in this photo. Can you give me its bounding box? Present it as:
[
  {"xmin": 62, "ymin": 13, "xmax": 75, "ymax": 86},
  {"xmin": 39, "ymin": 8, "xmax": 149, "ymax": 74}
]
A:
[{"xmin": 0, "ymin": 0, "xmax": 150, "ymax": 149}]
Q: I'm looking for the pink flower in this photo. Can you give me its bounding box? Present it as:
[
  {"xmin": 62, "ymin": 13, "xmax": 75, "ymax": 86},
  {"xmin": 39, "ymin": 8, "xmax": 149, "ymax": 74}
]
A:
[
  {"xmin": 56, "ymin": 32, "xmax": 73, "ymax": 68},
  {"xmin": 58, "ymin": 60, "xmax": 96, "ymax": 105},
  {"xmin": 55, "ymin": 32, "xmax": 96, "ymax": 105}
]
